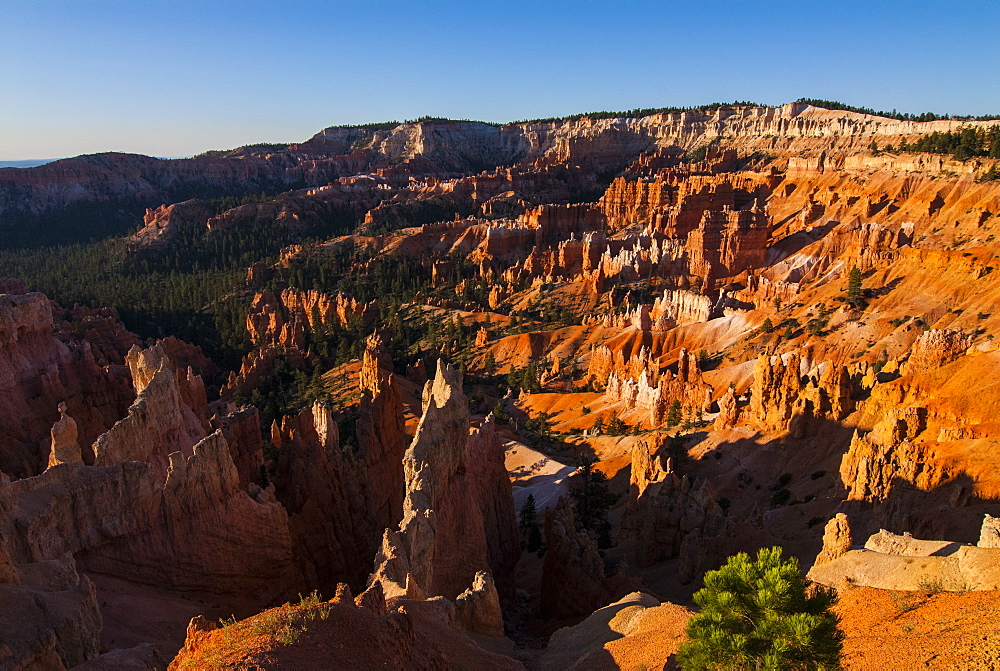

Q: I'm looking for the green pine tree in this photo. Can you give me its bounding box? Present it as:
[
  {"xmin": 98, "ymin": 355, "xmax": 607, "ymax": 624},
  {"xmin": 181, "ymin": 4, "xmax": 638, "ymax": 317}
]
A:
[
  {"xmin": 519, "ymin": 494, "xmax": 543, "ymax": 553},
  {"xmin": 570, "ymin": 459, "xmax": 618, "ymax": 540},
  {"xmin": 519, "ymin": 494, "xmax": 537, "ymax": 532},
  {"xmin": 846, "ymin": 266, "xmax": 865, "ymax": 308},
  {"xmin": 666, "ymin": 400, "xmax": 683, "ymax": 427},
  {"xmin": 483, "ymin": 351, "xmax": 497, "ymax": 377},
  {"xmin": 677, "ymin": 547, "xmax": 843, "ymax": 670}
]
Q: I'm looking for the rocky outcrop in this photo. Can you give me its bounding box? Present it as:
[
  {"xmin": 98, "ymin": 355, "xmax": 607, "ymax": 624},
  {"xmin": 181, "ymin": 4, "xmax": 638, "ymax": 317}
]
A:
[
  {"xmin": 537, "ymin": 591, "xmax": 692, "ymax": 671},
  {"xmin": 210, "ymin": 405, "xmax": 266, "ymax": 490},
  {"xmin": 686, "ymin": 202, "xmax": 772, "ymax": 288},
  {"xmin": 813, "ymin": 513, "xmax": 853, "ymax": 567},
  {"xmin": 268, "ymin": 335, "xmax": 410, "ymax": 593},
  {"xmin": 4, "ymin": 432, "xmax": 298, "ymax": 599},
  {"xmin": 269, "ymin": 402, "xmax": 359, "ymax": 591},
  {"xmin": 840, "ymin": 407, "xmax": 937, "ymax": 501},
  {"xmin": 715, "ymin": 385, "xmax": 739, "ymax": 430},
  {"xmin": 620, "ymin": 438, "xmax": 726, "ymax": 575},
  {"xmin": 94, "ymin": 344, "xmax": 207, "ymax": 479},
  {"xmin": 0, "ymin": 290, "xmax": 135, "ymax": 478},
  {"xmin": 246, "ymin": 288, "xmax": 378, "ymax": 349},
  {"xmin": 0, "ymin": 337, "xmax": 304, "ymax": 669},
  {"xmin": 746, "ymin": 352, "xmax": 854, "ymax": 436},
  {"xmin": 222, "ymin": 346, "xmax": 312, "ymax": 399},
  {"xmin": 55, "ymin": 305, "xmax": 141, "ymax": 367},
  {"xmin": 0, "ymin": 553, "xmax": 102, "ymax": 670},
  {"xmin": 903, "ymin": 328, "xmax": 974, "ymax": 375},
  {"xmin": 980, "ymin": 515, "xmax": 1000, "ymax": 548},
  {"xmin": 452, "ymin": 571, "xmax": 504, "ymax": 637},
  {"xmin": 0, "ymin": 418, "xmax": 297, "ymax": 666},
  {"xmin": 355, "ymin": 334, "xmax": 408, "ymax": 527},
  {"xmin": 808, "ymin": 518, "xmax": 1000, "ymax": 591},
  {"xmin": 604, "ymin": 347, "xmax": 713, "ymax": 427},
  {"xmin": 373, "ymin": 361, "xmax": 518, "ymax": 603},
  {"xmin": 519, "ymin": 203, "xmax": 605, "ymax": 247},
  {"xmin": 130, "ymin": 200, "xmax": 215, "ymax": 249},
  {"xmin": 75, "ymin": 643, "xmax": 165, "ymax": 670},
  {"xmin": 168, "ymin": 573, "xmax": 520, "ymax": 670},
  {"xmin": 540, "ymin": 497, "xmax": 643, "ymax": 618}
]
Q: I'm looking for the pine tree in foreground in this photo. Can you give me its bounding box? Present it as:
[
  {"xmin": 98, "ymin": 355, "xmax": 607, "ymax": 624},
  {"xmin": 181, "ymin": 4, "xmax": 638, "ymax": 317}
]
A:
[{"xmin": 677, "ymin": 546, "xmax": 843, "ymax": 670}]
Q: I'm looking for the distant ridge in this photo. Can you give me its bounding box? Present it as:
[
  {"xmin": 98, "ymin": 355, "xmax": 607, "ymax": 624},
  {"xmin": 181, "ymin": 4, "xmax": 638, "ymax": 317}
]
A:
[{"xmin": 0, "ymin": 159, "xmax": 61, "ymax": 169}]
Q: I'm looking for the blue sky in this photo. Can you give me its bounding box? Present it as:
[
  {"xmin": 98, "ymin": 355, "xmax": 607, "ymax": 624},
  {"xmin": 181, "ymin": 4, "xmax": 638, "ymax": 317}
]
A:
[{"xmin": 2, "ymin": 0, "xmax": 998, "ymax": 160}]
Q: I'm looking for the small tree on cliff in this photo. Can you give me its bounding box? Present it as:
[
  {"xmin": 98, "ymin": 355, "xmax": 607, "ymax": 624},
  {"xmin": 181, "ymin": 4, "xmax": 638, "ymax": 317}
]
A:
[
  {"xmin": 677, "ymin": 547, "xmax": 843, "ymax": 670},
  {"xmin": 845, "ymin": 266, "xmax": 865, "ymax": 309}
]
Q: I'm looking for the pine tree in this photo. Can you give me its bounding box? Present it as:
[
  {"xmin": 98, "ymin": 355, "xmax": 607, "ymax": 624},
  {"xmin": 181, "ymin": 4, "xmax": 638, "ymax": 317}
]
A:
[
  {"xmin": 571, "ymin": 459, "xmax": 618, "ymax": 539},
  {"xmin": 761, "ymin": 318, "xmax": 774, "ymax": 334},
  {"xmin": 519, "ymin": 494, "xmax": 543, "ymax": 553},
  {"xmin": 483, "ymin": 351, "xmax": 497, "ymax": 377},
  {"xmin": 846, "ymin": 266, "xmax": 865, "ymax": 308},
  {"xmin": 506, "ymin": 366, "xmax": 522, "ymax": 391},
  {"xmin": 523, "ymin": 358, "xmax": 541, "ymax": 393},
  {"xmin": 527, "ymin": 522, "xmax": 543, "ymax": 552},
  {"xmin": 677, "ymin": 547, "xmax": 843, "ymax": 670},
  {"xmin": 606, "ymin": 413, "xmax": 627, "ymax": 436},
  {"xmin": 519, "ymin": 494, "xmax": 537, "ymax": 532},
  {"xmin": 666, "ymin": 400, "xmax": 683, "ymax": 427}
]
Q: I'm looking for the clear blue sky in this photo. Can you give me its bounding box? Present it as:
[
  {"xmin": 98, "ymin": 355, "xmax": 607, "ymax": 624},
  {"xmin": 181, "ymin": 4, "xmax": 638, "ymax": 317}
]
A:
[{"xmin": 2, "ymin": 0, "xmax": 998, "ymax": 160}]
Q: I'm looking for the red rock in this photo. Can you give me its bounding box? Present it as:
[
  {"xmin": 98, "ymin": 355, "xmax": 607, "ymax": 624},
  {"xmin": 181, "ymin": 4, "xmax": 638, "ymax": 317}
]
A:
[
  {"xmin": 0, "ymin": 290, "xmax": 135, "ymax": 477},
  {"xmin": 373, "ymin": 362, "xmax": 517, "ymax": 602}
]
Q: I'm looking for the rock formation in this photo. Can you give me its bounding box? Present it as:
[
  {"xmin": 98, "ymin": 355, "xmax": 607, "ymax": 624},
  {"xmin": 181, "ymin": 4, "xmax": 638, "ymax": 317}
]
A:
[
  {"xmin": 747, "ymin": 352, "xmax": 853, "ymax": 436},
  {"xmin": 0, "ymin": 552, "xmax": 102, "ymax": 670},
  {"xmin": 0, "ymin": 290, "xmax": 134, "ymax": 478},
  {"xmin": 246, "ymin": 288, "xmax": 378, "ymax": 350},
  {"xmin": 903, "ymin": 328, "xmax": 974, "ymax": 375},
  {"xmin": 372, "ymin": 361, "xmax": 518, "ymax": 606},
  {"xmin": 46, "ymin": 402, "xmax": 82, "ymax": 469},
  {"xmin": 839, "ymin": 407, "xmax": 936, "ymax": 501},
  {"xmin": 620, "ymin": 438, "xmax": 727, "ymax": 575},
  {"xmin": 0, "ymin": 336, "xmax": 304, "ymax": 666},
  {"xmin": 980, "ymin": 515, "xmax": 1000, "ymax": 549},
  {"xmin": 540, "ymin": 497, "xmax": 643, "ymax": 618},
  {"xmin": 94, "ymin": 344, "xmax": 207, "ymax": 478},
  {"xmin": 808, "ymin": 516, "xmax": 1000, "ymax": 592},
  {"xmin": 452, "ymin": 571, "xmax": 504, "ymax": 637},
  {"xmin": 813, "ymin": 513, "xmax": 853, "ymax": 567},
  {"xmin": 267, "ymin": 334, "xmax": 410, "ymax": 593}
]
